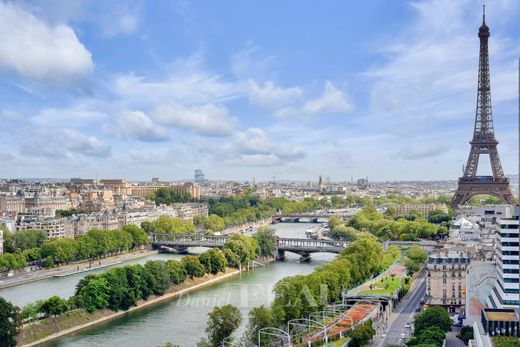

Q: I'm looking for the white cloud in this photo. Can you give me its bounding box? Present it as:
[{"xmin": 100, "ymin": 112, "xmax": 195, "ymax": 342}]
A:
[
  {"xmin": 365, "ymin": 0, "xmax": 520, "ymax": 127},
  {"xmin": 302, "ymin": 81, "xmax": 354, "ymax": 114},
  {"xmin": 114, "ymin": 72, "xmax": 238, "ymax": 106},
  {"xmin": 275, "ymin": 81, "xmax": 353, "ymax": 117},
  {"xmin": 153, "ymin": 103, "xmax": 237, "ymax": 136},
  {"xmin": 195, "ymin": 128, "xmax": 307, "ymax": 166},
  {"xmin": 247, "ymin": 80, "xmax": 302, "ymax": 109},
  {"xmin": 230, "ymin": 46, "xmax": 276, "ymax": 81},
  {"xmin": 397, "ymin": 143, "xmax": 448, "ymax": 160},
  {"xmin": 32, "ymin": 105, "xmax": 107, "ymax": 128},
  {"xmin": 0, "ymin": 2, "xmax": 93, "ymax": 86},
  {"xmin": 119, "ymin": 111, "xmax": 169, "ymax": 142},
  {"xmin": 21, "ymin": 128, "xmax": 110, "ymax": 158},
  {"xmin": 98, "ymin": 2, "xmax": 140, "ymax": 37}
]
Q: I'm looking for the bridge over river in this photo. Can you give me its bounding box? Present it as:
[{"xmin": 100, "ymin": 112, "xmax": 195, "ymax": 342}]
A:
[
  {"xmin": 150, "ymin": 233, "xmax": 349, "ymax": 262},
  {"xmin": 150, "ymin": 233, "xmax": 436, "ymax": 262}
]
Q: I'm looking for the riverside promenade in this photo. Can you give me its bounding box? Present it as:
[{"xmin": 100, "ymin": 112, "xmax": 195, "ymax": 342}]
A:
[{"xmin": 0, "ymin": 249, "xmax": 157, "ymax": 289}]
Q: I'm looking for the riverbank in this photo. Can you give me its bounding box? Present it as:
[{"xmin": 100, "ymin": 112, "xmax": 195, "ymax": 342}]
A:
[
  {"xmin": 17, "ymin": 268, "xmax": 241, "ymax": 347},
  {"xmin": 0, "ymin": 249, "xmax": 158, "ymax": 289}
]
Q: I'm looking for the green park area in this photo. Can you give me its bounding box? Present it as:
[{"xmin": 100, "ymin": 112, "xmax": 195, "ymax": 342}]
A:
[{"xmin": 358, "ymin": 277, "xmax": 401, "ymax": 296}]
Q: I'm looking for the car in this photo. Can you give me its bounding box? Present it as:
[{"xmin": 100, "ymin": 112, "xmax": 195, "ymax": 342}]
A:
[
  {"xmin": 405, "ymin": 323, "xmax": 411, "ymax": 329},
  {"xmin": 400, "ymin": 333, "xmax": 406, "ymax": 339},
  {"xmin": 415, "ymin": 307, "xmax": 422, "ymax": 312}
]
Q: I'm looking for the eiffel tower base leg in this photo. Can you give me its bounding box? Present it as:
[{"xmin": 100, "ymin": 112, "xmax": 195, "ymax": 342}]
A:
[{"xmin": 452, "ymin": 180, "xmax": 516, "ymax": 206}]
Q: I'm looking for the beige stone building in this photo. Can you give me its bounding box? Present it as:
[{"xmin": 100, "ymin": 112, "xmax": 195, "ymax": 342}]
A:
[
  {"xmin": 426, "ymin": 250, "xmax": 470, "ymax": 313},
  {"xmin": 131, "ymin": 182, "xmax": 201, "ymax": 200},
  {"xmin": 395, "ymin": 203, "xmax": 449, "ymax": 218},
  {"xmin": 16, "ymin": 217, "xmax": 75, "ymax": 239},
  {"xmin": 0, "ymin": 194, "xmax": 26, "ymax": 213}
]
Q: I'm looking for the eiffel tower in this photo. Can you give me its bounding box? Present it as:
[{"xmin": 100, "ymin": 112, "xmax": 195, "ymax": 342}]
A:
[{"xmin": 452, "ymin": 6, "xmax": 515, "ymax": 206}]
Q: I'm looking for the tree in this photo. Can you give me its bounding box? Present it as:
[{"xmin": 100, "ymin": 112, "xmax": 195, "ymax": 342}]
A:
[
  {"xmin": 3, "ymin": 229, "xmax": 47, "ymax": 253},
  {"xmin": 153, "ymin": 216, "xmax": 196, "ymax": 234},
  {"xmin": 40, "ymin": 296, "xmax": 68, "ymax": 317},
  {"xmin": 204, "ymin": 305, "xmax": 242, "ymax": 347},
  {"xmin": 182, "ymin": 256, "xmax": 206, "ymax": 279},
  {"xmin": 349, "ymin": 320, "xmax": 376, "ymax": 347},
  {"xmin": 141, "ymin": 221, "xmax": 157, "ymax": 234},
  {"xmin": 21, "ymin": 300, "xmax": 45, "ymax": 322},
  {"xmin": 331, "ymin": 225, "xmax": 359, "ymax": 241},
  {"xmin": 223, "ymin": 248, "xmax": 241, "ymax": 268},
  {"xmin": 145, "ymin": 261, "xmax": 172, "ymax": 295},
  {"xmin": 80, "ymin": 277, "xmax": 111, "ymax": 312},
  {"xmin": 414, "ymin": 306, "xmax": 452, "ymax": 335},
  {"xmin": 244, "ymin": 305, "xmax": 275, "ymax": 344},
  {"xmin": 253, "ymin": 227, "xmax": 277, "ymax": 257},
  {"xmin": 194, "ymin": 215, "xmax": 226, "ymax": 232},
  {"xmin": 198, "ymin": 249, "xmax": 227, "ymax": 275},
  {"xmin": 457, "ymin": 325, "xmax": 474, "ymax": 344},
  {"xmin": 408, "ymin": 326, "xmax": 446, "ymax": 346},
  {"xmin": 327, "ymin": 215, "xmax": 343, "ymax": 230},
  {"xmin": 123, "ymin": 225, "xmax": 149, "ymax": 248},
  {"xmin": 224, "ymin": 233, "xmax": 259, "ymax": 266},
  {"xmin": 166, "ymin": 260, "xmax": 187, "ymax": 284},
  {"xmin": 0, "ymin": 297, "xmax": 18, "ymax": 347},
  {"xmin": 405, "ymin": 245, "xmax": 428, "ymax": 273}
]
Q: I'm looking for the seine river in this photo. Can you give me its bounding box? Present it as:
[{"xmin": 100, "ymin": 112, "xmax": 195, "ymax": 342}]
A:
[{"xmin": 1, "ymin": 222, "xmax": 334, "ymax": 347}]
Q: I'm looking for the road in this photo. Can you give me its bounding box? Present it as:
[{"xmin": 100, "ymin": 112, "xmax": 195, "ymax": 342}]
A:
[{"xmin": 374, "ymin": 269, "xmax": 427, "ymax": 347}]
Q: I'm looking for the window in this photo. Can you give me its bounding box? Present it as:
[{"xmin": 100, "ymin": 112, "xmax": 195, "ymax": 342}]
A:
[{"xmin": 505, "ymin": 288, "xmax": 520, "ymax": 294}]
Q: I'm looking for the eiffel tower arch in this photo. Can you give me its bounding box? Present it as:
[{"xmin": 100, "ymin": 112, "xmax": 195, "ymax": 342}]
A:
[{"xmin": 452, "ymin": 6, "xmax": 515, "ymax": 207}]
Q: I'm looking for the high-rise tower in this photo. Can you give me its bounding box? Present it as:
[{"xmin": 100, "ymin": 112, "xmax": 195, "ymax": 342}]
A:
[{"xmin": 452, "ymin": 6, "xmax": 515, "ymax": 206}]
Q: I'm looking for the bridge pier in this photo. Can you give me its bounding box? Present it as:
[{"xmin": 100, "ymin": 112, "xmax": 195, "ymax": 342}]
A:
[
  {"xmin": 299, "ymin": 252, "xmax": 311, "ymax": 263},
  {"xmin": 310, "ymin": 218, "xmax": 319, "ymax": 223},
  {"xmin": 276, "ymin": 249, "xmax": 285, "ymax": 261}
]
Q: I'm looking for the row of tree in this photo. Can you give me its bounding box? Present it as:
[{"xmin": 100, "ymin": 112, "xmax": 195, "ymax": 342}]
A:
[
  {"xmin": 0, "ymin": 226, "xmax": 148, "ymax": 272},
  {"xmin": 271, "ymin": 235, "xmax": 400, "ymax": 324},
  {"xmin": 141, "ymin": 215, "xmax": 196, "ymax": 234},
  {"xmin": 197, "ymin": 235, "xmax": 399, "ymax": 346},
  {"xmin": 18, "ymin": 232, "xmax": 267, "ymax": 320},
  {"xmin": 348, "ymin": 207, "xmax": 441, "ymax": 241},
  {"xmin": 148, "ymin": 187, "xmax": 194, "ymax": 206}
]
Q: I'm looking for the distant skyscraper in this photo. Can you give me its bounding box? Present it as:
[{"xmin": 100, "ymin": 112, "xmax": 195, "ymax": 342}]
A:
[
  {"xmin": 318, "ymin": 175, "xmax": 323, "ymax": 190},
  {"xmin": 194, "ymin": 169, "xmax": 206, "ymax": 182}
]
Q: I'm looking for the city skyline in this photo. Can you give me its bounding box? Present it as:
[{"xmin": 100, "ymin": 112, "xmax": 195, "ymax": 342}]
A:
[{"xmin": 1, "ymin": 0, "xmax": 520, "ymax": 181}]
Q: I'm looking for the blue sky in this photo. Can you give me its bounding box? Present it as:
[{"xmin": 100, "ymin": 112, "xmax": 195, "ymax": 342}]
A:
[{"xmin": 0, "ymin": 0, "xmax": 519, "ymax": 182}]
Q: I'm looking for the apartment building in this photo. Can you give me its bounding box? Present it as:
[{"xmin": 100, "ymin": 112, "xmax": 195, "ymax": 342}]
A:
[
  {"xmin": 426, "ymin": 250, "xmax": 470, "ymax": 313},
  {"xmin": 395, "ymin": 203, "xmax": 448, "ymax": 218}
]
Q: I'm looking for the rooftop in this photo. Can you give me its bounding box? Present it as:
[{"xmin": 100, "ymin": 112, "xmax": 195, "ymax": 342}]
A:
[{"xmin": 483, "ymin": 308, "xmax": 519, "ymax": 322}]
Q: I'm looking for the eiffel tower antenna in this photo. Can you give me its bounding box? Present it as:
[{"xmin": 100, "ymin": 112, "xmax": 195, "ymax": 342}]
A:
[{"xmin": 452, "ymin": 7, "xmax": 515, "ymax": 206}]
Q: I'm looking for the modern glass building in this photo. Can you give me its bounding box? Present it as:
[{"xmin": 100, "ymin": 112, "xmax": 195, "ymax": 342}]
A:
[{"xmin": 487, "ymin": 206, "xmax": 519, "ymax": 309}]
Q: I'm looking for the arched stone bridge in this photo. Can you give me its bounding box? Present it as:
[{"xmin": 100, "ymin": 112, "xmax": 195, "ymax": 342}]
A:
[{"xmin": 150, "ymin": 233, "xmax": 350, "ymax": 262}]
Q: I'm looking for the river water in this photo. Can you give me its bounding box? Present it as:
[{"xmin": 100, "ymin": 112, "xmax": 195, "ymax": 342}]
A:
[{"xmin": 2, "ymin": 222, "xmax": 334, "ymax": 347}]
